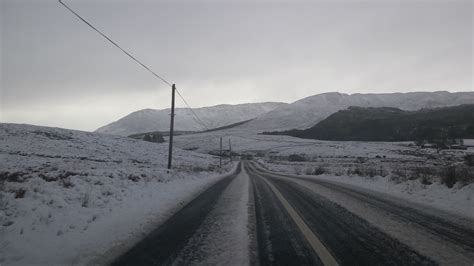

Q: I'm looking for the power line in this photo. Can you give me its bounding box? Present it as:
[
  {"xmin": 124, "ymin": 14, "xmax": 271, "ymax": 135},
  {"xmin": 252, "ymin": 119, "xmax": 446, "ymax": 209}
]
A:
[
  {"xmin": 58, "ymin": 0, "xmax": 172, "ymax": 87},
  {"xmin": 59, "ymin": 0, "xmax": 211, "ymax": 132},
  {"xmin": 175, "ymin": 88, "xmax": 211, "ymax": 131}
]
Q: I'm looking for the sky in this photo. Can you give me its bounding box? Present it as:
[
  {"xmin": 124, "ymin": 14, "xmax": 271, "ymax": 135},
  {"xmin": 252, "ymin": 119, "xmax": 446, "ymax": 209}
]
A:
[{"xmin": 0, "ymin": 0, "xmax": 472, "ymax": 131}]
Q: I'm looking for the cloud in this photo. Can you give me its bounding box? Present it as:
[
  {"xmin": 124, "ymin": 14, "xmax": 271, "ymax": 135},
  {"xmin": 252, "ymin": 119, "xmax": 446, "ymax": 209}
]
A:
[{"xmin": 1, "ymin": 0, "xmax": 472, "ymax": 130}]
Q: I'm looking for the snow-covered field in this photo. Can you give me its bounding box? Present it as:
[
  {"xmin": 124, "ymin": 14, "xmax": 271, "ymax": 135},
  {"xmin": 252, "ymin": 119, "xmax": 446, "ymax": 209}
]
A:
[
  {"xmin": 0, "ymin": 123, "xmax": 235, "ymax": 265},
  {"xmin": 176, "ymin": 129, "xmax": 474, "ymax": 219},
  {"xmin": 175, "ymin": 128, "xmax": 467, "ymax": 159},
  {"xmin": 1, "ymin": 121, "xmax": 472, "ymax": 264},
  {"xmin": 257, "ymin": 158, "xmax": 474, "ymax": 219}
]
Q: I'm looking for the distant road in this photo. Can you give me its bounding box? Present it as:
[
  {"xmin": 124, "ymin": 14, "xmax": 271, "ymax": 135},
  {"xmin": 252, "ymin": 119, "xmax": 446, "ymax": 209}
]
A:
[{"xmin": 113, "ymin": 161, "xmax": 474, "ymax": 265}]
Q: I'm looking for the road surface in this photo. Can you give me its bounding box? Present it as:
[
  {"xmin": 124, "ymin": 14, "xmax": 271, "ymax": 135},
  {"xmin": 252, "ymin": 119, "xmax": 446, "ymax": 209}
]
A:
[{"xmin": 113, "ymin": 161, "xmax": 474, "ymax": 265}]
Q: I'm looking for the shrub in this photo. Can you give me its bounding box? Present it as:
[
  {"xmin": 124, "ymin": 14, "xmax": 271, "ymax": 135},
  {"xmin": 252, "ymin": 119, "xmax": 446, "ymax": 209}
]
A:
[
  {"xmin": 313, "ymin": 166, "xmax": 327, "ymax": 175},
  {"xmin": 128, "ymin": 175, "xmax": 140, "ymax": 182},
  {"xmin": 390, "ymin": 174, "xmax": 403, "ymax": 184},
  {"xmin": 420, "ymin": 175, "xmax": 432, "ymax": 185},
  {"xmin": 129, "ymin": 132, "xmax": 165, "ymax": 143},
  {"xmin": 305, "ymin": 166, "xmax": 327, "ymax": 175},
  {"xmin": 191, "ymin": 166, "xmax": 211, "ymax": 172},
  {"xmin": 455, "ymin": 165, "xmax": 474, "ymax": 186},
  {"xmin": 288, "ymin": 154, "xmax": 307, "ymax": 162},
  {"xmin": 61, "ymin": 178, "xmax": 74, "ymax": 188},
  {"xmin": 392, "ymin": 168, "xmax": 407, "ymax": 179},
  {"xmin": 294, "ymin": 167, "xmax": 302, "ymax": 175},
  {"xmin": 378, "ymin": 167, "xmax": 389, "ymax": 177},
  {"xmin": 1, "ymin": 171, "xmax": 26, "ymax": 183},
  {"xmin": 364, "ymin": 167, "xmax": 377, "ymax": 177},
  {"xmin": 347, "ymin": 167, "xmax": 363, "ymax": 176},
  {"xmin": 81, "ymin": 192, "xmax": 90, "ymax": 207},
  {"xmin": 14, "ymin": 188, "xmax": 26, "ymax": 199},
  {"xmin": 442, "ymin": 166, "xmax": 457, "ymax": 188},
  {"xmin": 464, "ymin": 154, "xmax": 474, "ymax": 167}
]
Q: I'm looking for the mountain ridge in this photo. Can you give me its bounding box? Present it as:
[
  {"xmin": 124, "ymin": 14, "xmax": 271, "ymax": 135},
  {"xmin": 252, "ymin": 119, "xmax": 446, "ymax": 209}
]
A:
[
  {"xmin": 234, "ymin": 91, "xmax": 474, "ymax": 132},
  {"xmin": 95, "ymin": 102, "xmax": 286, "ymax": 136},
  {"xmin": 263, "ymin": 104, "xmax": 474, "ymax": 141}
]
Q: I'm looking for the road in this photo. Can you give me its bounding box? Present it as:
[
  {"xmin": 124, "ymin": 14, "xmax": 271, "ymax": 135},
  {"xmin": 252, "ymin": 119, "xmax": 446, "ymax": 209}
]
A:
[{"xmin": 113, "ymin": 161, "xmax": 474, "ymax": 265}]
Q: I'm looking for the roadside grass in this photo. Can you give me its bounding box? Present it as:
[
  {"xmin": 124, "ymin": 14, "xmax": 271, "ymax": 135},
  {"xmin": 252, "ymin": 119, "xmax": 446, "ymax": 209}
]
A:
[{"xmin": 273, "ymin": 151, "xmax": 474, "ymax": 188}]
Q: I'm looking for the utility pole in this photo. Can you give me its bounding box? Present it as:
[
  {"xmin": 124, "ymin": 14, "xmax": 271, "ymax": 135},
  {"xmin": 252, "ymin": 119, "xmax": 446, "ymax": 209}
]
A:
[
  {"xmin": 229, "ymin": 139, "xmax": 232, "ymax": 162},
  {"xmin": 219, "ymin": 137, "xmax": 223, "ymax": 168},
  {"xmin": 167, "ymin": 84, "xmax": 176, "ymax": 169}
]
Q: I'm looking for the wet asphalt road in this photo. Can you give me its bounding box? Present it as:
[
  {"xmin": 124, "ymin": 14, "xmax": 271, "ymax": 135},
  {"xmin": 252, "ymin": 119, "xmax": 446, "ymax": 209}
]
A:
[
  {"xmin": 113, "ymin": 165, "xmax": 241, "ymax": 265},
  {"xmin": 113, "ymin": 160, "xmax": 474, "ymax": 265}
]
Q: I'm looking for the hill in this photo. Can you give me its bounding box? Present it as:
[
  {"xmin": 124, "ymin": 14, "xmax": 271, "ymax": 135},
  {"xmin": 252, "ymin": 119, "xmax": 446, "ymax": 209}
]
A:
[
  {"xmin": 96, "ymin": 102, "xmax": 286, "ymax": 136},
  {"xmin": 235, "ymin": 91, "xmax": 474, "ymax": 133},
  {"xmin": 0, "ymin": 123, "xmax": 233, "ymax": 265},
  {"xmin": 263, "ymin": 104, "xmax": 474, "ymax": 141}
]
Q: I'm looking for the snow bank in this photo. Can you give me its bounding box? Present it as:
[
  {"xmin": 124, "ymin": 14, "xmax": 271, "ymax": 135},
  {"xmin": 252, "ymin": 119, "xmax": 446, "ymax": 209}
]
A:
[
  {"xmin": 0, "ymin": 123, "xmax": 235, "ymax": 265},
  {"xmin": 260, "ymin": 160, "xmax": 474, "ymax": 220}
]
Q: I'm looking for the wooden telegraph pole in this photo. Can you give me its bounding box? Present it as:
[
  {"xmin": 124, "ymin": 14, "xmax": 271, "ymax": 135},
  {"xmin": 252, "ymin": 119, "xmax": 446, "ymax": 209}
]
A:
[
  {"xmin": 219, "ymin": 137, "xmax": 223, "ymax": 168},
  {"xmin": 167, "ymin": 84, "xmax": 176, "ymax": 169},
  {"xmin": 229, "ymin": 139, "xmax": 232, "ymax": 162}
]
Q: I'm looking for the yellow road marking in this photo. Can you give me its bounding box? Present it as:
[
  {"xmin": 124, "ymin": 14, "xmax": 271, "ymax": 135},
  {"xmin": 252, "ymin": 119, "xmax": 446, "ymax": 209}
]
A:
[{"xmin": 251, "ymin": 164, "xmax": 339, "ymax": 266}]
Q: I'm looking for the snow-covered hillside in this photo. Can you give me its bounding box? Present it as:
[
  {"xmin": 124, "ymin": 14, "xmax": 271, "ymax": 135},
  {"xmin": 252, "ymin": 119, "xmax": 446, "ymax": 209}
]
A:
[
  {"xmin": 0, "ymin": 123, "xmax": 235, "ymax": 265},
  {"xmin": 238, "ymin": 91, "xmax": 474, "ymax": 132},
  {"xmin": 96, "ymin": 102, "xmax": 286, "ymax": 136}
]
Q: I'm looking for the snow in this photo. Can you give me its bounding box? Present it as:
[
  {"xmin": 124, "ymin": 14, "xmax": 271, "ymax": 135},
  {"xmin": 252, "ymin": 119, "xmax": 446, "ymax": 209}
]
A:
[
  {"xmin": 0, "ymin": 123, "xmax": 236, "ymax": 265},
  {"xmin": 2, "ymin": 108, "xmax": 473, "ymax": 265},
  {"xmin": 95, "ymin": 102, "xmax": 286, "ymax": 136},
  {"xmin": 264, "ymin": 165, "xmax": 474, "ymax": 265},
  {"xmin": 176, "ymin": 128, "xmax": 474, "ymax": 220},
  {"xmin": 173, "ymin": 163, "xmax": 250, "ymax": 265},
  {"xmin": 259, "ymin": 159, "xmax": 474, "ymax": 220},
  {"xmin": 96, "ymin": 91, "xmax": 474, "ymax": 137},
  {"xmin": 175, "ymin": 130, "xmax": 422, "ymax": 160},
  {"xmin": 236, "ymin": 91, "xmax": 474, "ymax": 132}
]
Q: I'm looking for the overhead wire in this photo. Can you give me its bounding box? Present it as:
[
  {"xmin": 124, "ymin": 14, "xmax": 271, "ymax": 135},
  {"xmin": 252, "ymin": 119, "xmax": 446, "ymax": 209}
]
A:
[
  {"xmin": 58, "ymin": 0, "xmax": 172, "ymax": 87},
  {"xmin": 175, "ymin": 88, "xmax": 211, "ymax": 131},
  {"xmin": 59, "ymin": 0, "xmax": 212, "ymax": 132}
]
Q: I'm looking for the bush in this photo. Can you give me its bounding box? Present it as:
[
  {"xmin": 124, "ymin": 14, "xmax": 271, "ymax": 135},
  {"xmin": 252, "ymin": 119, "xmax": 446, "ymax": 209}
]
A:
[
  {"xmin": 129, "ymin": 132, "xmax": 165, "ymax": 143},
  {"xmin": 390, "ymin": 174, "xmax": 404, "ymax": 184},
  {"xmin": 464, "ymin": 154, "xmax": 474, "ymax": 167},
  {"xmin": 454, "ymin": 165, "xmax": 474, "ymax": 186},
  {"xmin": 81, "ymin": 192, "xmax": 90, "ymax": 207},
  {"xmin": 367, "ymin": 167, "xmax": 376, "ymax": 177},
  {"xmin": 14, "ymin": 188, "xmax": 26, "ymax": 199},
  {"xmin": 1, "ymin": 171, "xmax": 26, "ymax": 183},
  {"xmin": 392, "ymin": 168, "xmax": 407, "ymax": 179},
  {"xmin": 378, "ymin": 166, "xmax": 389, "ymax": 177},
  {"xmin": 412, "ymin": 166, "xmax": 436, "ymax": 184},
  {"xmin": 355, "ymin": 157, "xmax": 368, "ymax": 164},
  {"xmin": 420, "ymin": 175, "xmax": 432, "ymax": 185},
  {"xmin": 313, "ymin": 166, "xmax": 327, "ymax": 175},
  {"xmin": 61, "ymin": 178, "xmax": 75, "ymax": 188},
  {"xmin": 128, "ymin": 175, "xmax": 140, "ymax": 182},
  {"xmin": 442, "ymin": 166, "xmax": 457, "ymax": 188},
  {"xmin": 305, "ymin": 166, "xmax": 327, "ymax": 175},
  {"xmin": 294, "ymin": 167, "xmax": 302, "ymax": 175},
  {"xmin": 288, "ymin": 154, "xmax": 307, "ymax": 162}
]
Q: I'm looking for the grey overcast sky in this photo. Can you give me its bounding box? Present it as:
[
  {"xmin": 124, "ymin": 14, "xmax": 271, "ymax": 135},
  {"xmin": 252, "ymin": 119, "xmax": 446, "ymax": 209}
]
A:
[{"xmin": 0, "ymin": 0, "xmax": 472, "ymax": 131}]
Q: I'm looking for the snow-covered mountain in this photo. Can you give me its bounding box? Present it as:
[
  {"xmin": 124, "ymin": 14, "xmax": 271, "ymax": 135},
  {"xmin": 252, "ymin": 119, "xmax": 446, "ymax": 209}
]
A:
[
  {"xmin": 237, "ymin": 91, "xmax": 474, "ymax": 132},
  {"xmin": 96, "ymin": 102, "xmax": 286, "ymax": 136}
]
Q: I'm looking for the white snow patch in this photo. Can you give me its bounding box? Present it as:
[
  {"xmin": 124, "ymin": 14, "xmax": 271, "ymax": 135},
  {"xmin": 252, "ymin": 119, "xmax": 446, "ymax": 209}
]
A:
[
  {"xmin": 173, "ymin": 163, "xmax": 250, "ymax": 265},
  {"xmin": 0, "ymin": 123, "xmax": 235, "ymax": 265},
  {"xmin": 261, "ymin": 161, "xmax": 474, "ymax": 220}
]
